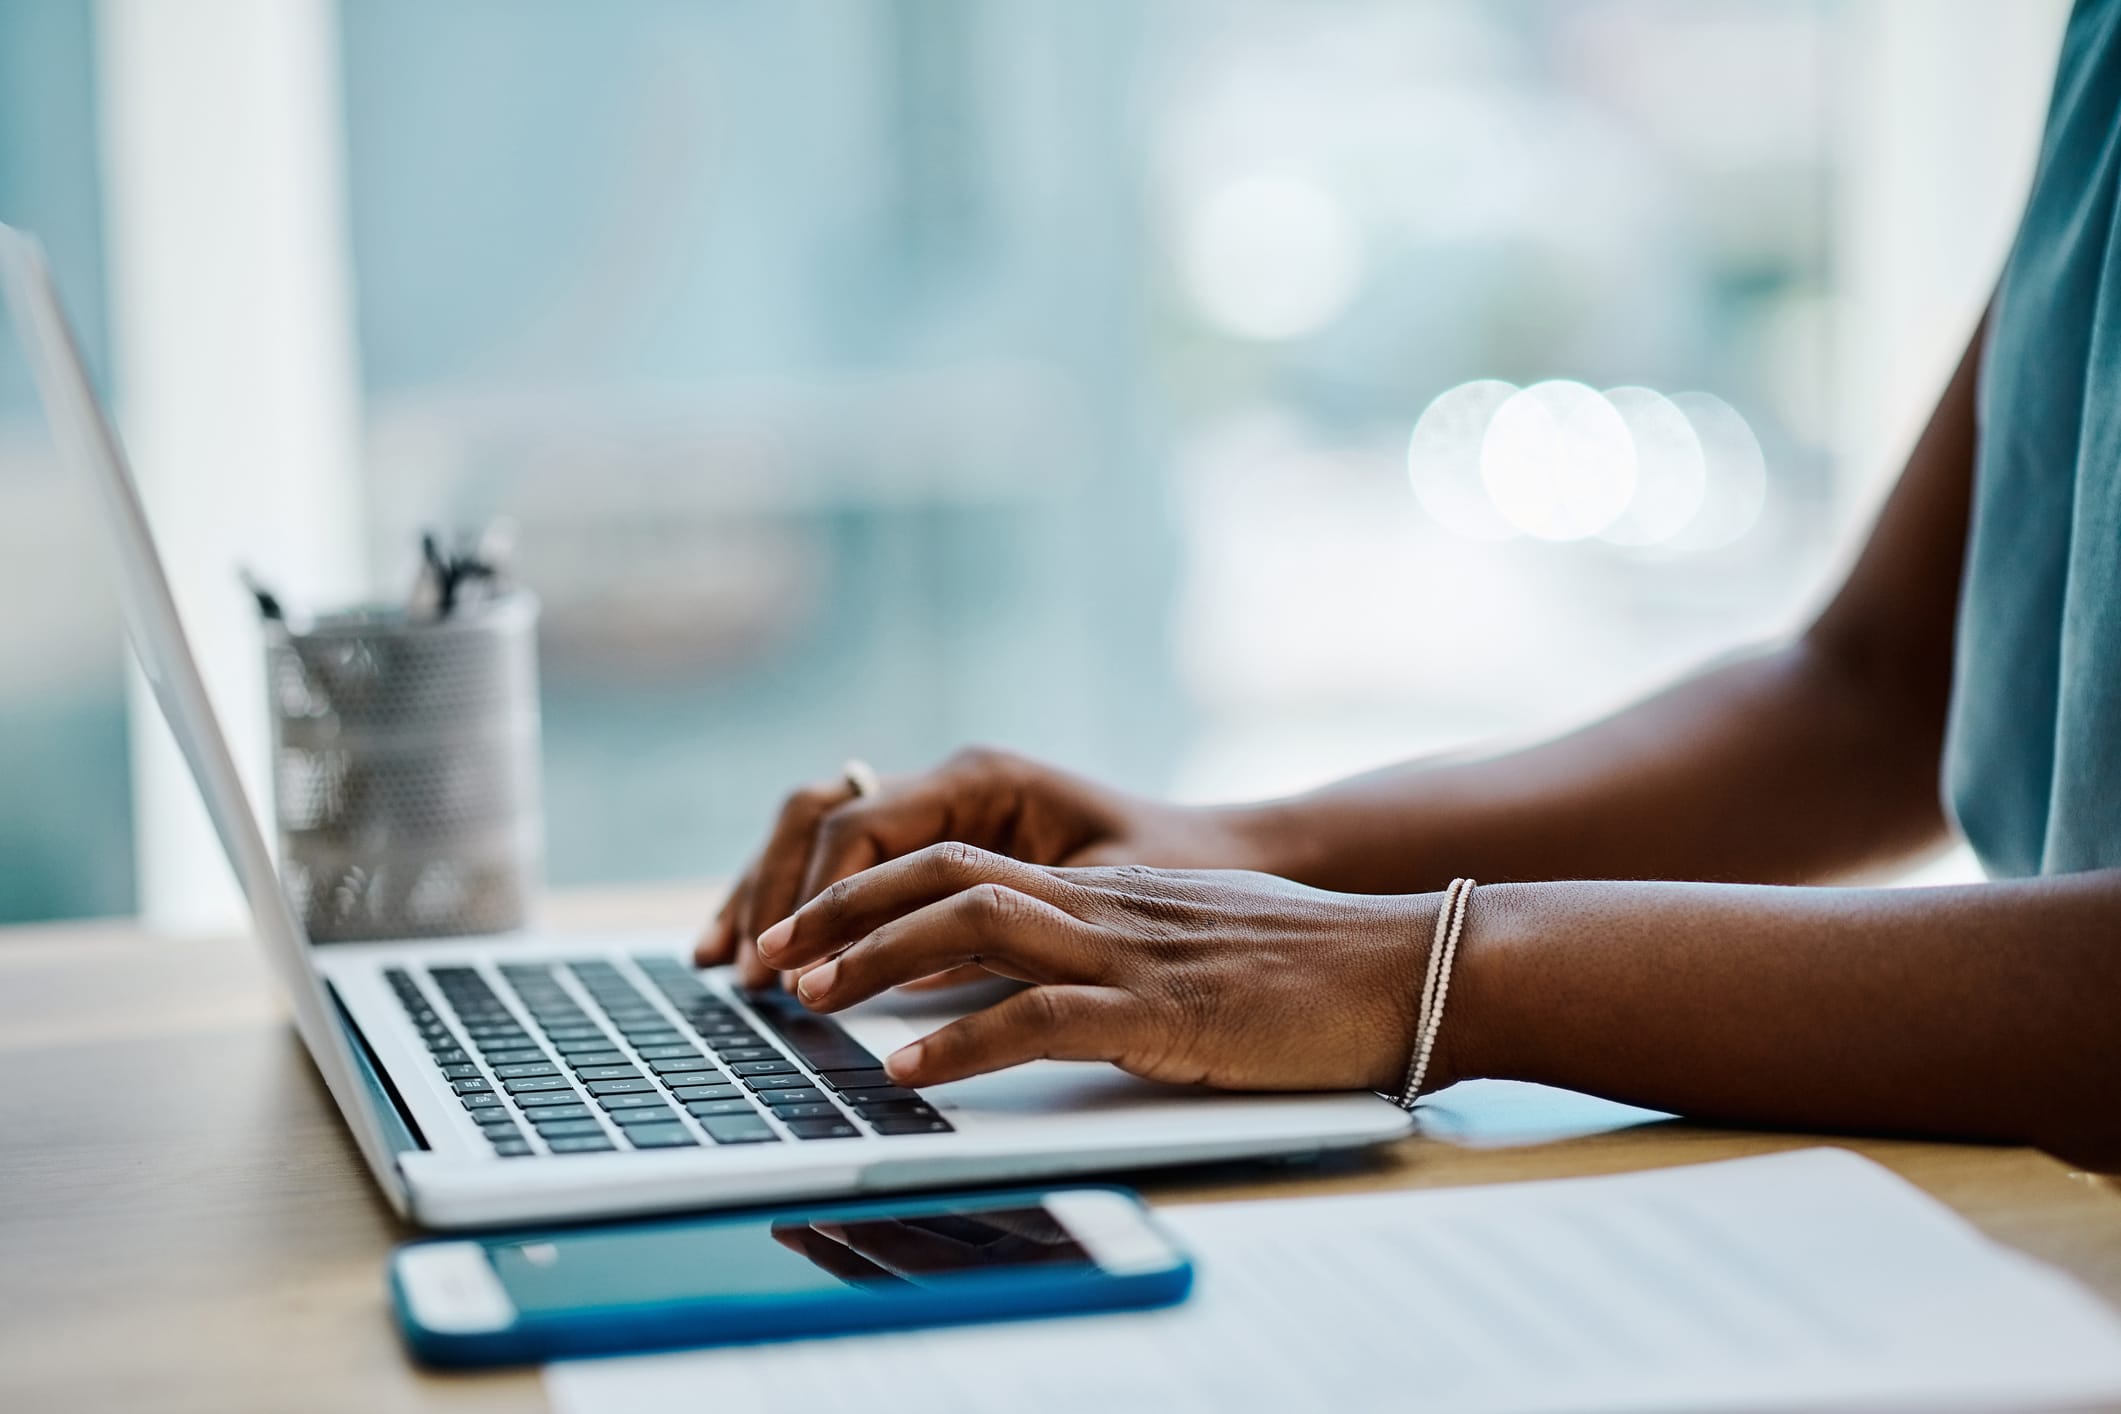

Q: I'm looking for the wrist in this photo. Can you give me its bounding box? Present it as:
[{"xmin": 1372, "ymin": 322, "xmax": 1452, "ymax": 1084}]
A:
[
  {"xmin": 1427, "ymin": 880, "xmax": 1526, "ymax": 1093},
  {"xmin": 1215, "ymin": 797, "xmax": 1328, "ymax": 881}
]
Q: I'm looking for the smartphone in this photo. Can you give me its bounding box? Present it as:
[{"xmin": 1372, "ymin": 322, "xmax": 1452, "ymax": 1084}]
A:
[{"xmin": 390, "ymin": 1186, "xmax": 1193, "ymax": 1366}]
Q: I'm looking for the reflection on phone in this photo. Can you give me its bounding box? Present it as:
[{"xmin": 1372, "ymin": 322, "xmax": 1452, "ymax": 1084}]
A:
[{"xmin": 770, "ymin": 1207, "xmax": 1091, "ymax": 1289}]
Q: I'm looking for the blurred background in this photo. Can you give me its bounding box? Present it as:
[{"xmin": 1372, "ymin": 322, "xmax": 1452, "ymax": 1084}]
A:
[{"xmin": 0, "ymin": 0, "xmax": 2068, "ymax": 930}]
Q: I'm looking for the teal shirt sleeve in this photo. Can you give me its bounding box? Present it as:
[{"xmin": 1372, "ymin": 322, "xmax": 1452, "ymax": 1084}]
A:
[{"xmin": 1945, "ymin": 0, "xmax": 2121, "ymax": 877}]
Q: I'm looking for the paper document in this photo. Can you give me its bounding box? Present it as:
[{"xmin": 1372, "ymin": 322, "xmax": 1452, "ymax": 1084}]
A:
[{"xmin": 546, "ymin": 1149, "xmax": 2121, "ymax": 1413}]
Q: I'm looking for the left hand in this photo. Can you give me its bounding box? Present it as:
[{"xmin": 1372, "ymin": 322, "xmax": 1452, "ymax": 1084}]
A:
[{"xmin": 752, "ymin": 842, "xmax": 1442, "ymax": 1092}]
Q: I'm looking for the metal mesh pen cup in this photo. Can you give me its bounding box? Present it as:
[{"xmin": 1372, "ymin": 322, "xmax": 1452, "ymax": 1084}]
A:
[{"xmin": 265, "ymin": 592, "xmax": 543, "ymax": 942}]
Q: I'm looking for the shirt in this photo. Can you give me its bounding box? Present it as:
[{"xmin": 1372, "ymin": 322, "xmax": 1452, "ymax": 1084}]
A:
[{"xmin": 1946, "ymin": 0, "xmax": 2121, "ymax": 877}]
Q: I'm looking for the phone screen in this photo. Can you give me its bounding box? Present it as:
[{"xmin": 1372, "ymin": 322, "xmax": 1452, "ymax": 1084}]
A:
[{"xmin": 486, "ymin": 1203, "xmax": 1095, "ymax": 1314}]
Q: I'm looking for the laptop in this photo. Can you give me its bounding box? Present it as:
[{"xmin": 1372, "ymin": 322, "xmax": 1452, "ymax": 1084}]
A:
[{"xmin": 0, "ymin": 223, "xmax": 1409, "ymax": 1230}]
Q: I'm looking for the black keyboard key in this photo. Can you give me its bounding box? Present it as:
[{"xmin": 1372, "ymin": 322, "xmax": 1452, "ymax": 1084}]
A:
[
  {"xmin": 684, "ymin": 1098, "xmax": 757, "ymax": 1118},
  {"xmin": 786, "ymin": 1118, "xmax": 860, "ymax": 1140},
  {"xmin": 585, "ymin": 1078, "xmax": 654, "ymax": 1096},
  {"xmin": 709, "ymin": 1046, "xmax": 779, "ymax": 1064},
  {"xmin": 648, "ymin": 1057, "xmax": 719, "ymax": 1076},
  {"xmin": 742, "ymin": 989, "xmax": 881, "ymax": 1071},
  {"xmin": 464, "ymin": 1021, "xmax": 530, "ymax": 1039},
  {"xmin": 699, "ymin": 1115, "xmax": 780, "ymax": 1144},
  {"xmin": 545, "ymin": 1027, "xmax": 609, "ymax": 1044},
  {"xmin": 607, "ymin": 1105, "xmax": 681, "ymax": 1127},
  {"xmin": 425, "ymin": 1036, "xmax": 466, "ymax": 1054},
  {"xmin": 772, "ymin": 1102, "xmax": 847, "ymax": 1121},
  {"xmin": 853, "ymin": 1099, "xmax": 941, "ymax": 1121},
  {"xmin": 461, "ymin": 1092, "xmax": 506, "ymax": 1111},
  {"xmin": 835, "ymin": 1086, "xmax": 918, "ymax": 1107},
  {"xmin": 757, "ymin": 1086, "xmax": 830, "ymax": 1109},
  {"xmin": 698, "ymin": 1021, "xmax": 761, "ymax": 1040},
  {"xmin": 617, "ymin": 1029, "xmax": 685, "ymax": 1047},
  {"xmin": 475, "ymin": 1121, "xmax": 522, "ymax": 1141},
  {"xmin": 536, "ymin": 1119, "xmax": 605, "ymax": 1140},
  {"xmin": 503, "ymin": 1075, "xmax": 572, "ymax": 1094},
  {"xmin": 728, "ymin": 1058, "xmax": 798, "ymax": 1077},
  {"xmin": 492, "ymin": 1138, "xmax": 534, "ymax": 1157},
  {"xmin": 525, "ymin": 1105, "xmax": 595, "ymax": 1126},
  {"xmin": 597, "ymin": 1091, "xmax": 668, "ymax": 1110},
  {"xmin": 451, "ymin": 1077, "xmax": 494, "ymax": 1095},
  {"xmin": 575, "ymin": 1065, "xmax": 644, "ymax": 1082},
  {"xmin": 819, "ymin": 1068, "xmax": 896, "ymax": 1092},
  {"xmin": 744, "ymin": 1073, "xmax": 815, "ymax": 1092},
  {"xmin": 429, "ymin": 1049, "xmax": 471, "ymax": 1067},
  {"xmin": 547, "ymin": 1135, "xmax": 616, "ymax": 1154},
  {"xmin": 513, "ymin": 1088, "xmax": 586, "ymax": 1107},
  {"xmin": 439, "ymin": 1062, "xmax": 483, "ymax": 1080},
  {"xmin": 491, "ymin": 1062, "xmax": 559, "ymax": 1080},
  {"xmin": 870, "ymin": 1115, "xmax": 954, "ymax": 1135},
  {"xmin": 623, "ymin": 1122, "xmax": 698, "ymax": 1149},
  {"xmin": 635, "ymin": 1044, "xmax": 706, "ymax": 1061},
  {"xmin": 564, "ymin": 1051, "xmax": 632, "ymax": 1070},
  {"xmin": 671, "ymin": 1083, "xmax": 744, "ymax": 1103},
  {"xmin": 481, "ymin": 1049, "xmax": 549, "ymax": 1068}
]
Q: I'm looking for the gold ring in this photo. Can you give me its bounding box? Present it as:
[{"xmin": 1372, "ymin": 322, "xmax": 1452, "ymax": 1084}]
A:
[{"xmin": 842, "ymin": 758, "xmax": 882, "ymax": 799}]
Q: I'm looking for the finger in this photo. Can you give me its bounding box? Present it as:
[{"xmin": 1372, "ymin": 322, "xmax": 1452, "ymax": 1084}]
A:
[
  {"xmin": 693, "ymin": 871, "xmax": 754, "ymax": 966},
  {"xmin": 786, "ymin": 957, "xmax": 993, "ymax": 999},
  {"xmin": 822, "ymin": 1219, "xmax": 989, "ymax": 1281},
  {"xmin": 883, "ymin": 984, "xmax": 1133, "ymax": 1086},
  {"xmin": 791, "ymin": 749, "xmax": 1027, "ymax": 911},
  {"xmin": 738, "ymin": 778, "xmax": 855, "ymax": 949},
  {"xmin": 733, "ymin": 936, "xmax": 779, "ymax": 990},
  {"xmin": 771, "ymin": 1224, "xmax": 906, "ymax": 1287},
  {"xmin": 756, "ymin": 841, "xmax": 1068, "ymax": 970},
  {"xmin": 794, "ymin": 883, "xmax": 1093, "ymax": 1010},
  {"xmin": 897, "ymin": 963, "xmax": 993, "ymax": 992}
]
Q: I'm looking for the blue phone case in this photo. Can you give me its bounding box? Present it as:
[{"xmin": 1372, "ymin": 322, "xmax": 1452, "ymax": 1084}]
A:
[{"xmin": 390, "ymin": 1186, "xmax": 1193, "ymax": 1367}]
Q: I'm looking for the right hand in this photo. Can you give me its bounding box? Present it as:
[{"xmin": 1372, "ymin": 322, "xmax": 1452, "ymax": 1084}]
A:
[{"xmin": 696, "ymin": 746, "xmax": 1266, "ymax": 989}]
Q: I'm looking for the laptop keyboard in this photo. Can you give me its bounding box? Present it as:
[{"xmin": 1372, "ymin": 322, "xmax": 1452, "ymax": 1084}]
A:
[{"xmin": 382, "ymin": 955, "xmax": 952, "ymax": 1157}]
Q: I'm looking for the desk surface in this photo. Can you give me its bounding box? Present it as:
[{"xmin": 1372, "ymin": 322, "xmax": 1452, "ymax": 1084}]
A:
[{"xmin": 5, "ymin": 887, "xmax": 2119, "ymax": 1414}]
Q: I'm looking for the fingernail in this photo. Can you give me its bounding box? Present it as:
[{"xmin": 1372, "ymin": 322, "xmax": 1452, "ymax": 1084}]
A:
[
  {"xmin": 885, "ymin": 1041, "xmax": 924, "ymax": 1082},
  {"xmin": 756, "ymin": 917, "xmax": 792, "ymax": 961},
  {"xmin": 796, "ymin": 959, "xmax": 838, "ymax": 1002}
]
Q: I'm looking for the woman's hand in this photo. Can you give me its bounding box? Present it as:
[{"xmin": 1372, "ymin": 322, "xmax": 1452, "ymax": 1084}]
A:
[
  {"xmin": 751, "ymin": 841, "xmax": 1440, "ymax": 1093},
  {"xmin": 698, "ymin": 747, "xmax": 1278, "ymax": 988}
]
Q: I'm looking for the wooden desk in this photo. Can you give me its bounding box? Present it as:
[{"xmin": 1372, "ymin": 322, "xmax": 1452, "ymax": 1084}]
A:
[{"xmin": 5, "ymin": 888, "xmax": 2119, "ymax": 1414}]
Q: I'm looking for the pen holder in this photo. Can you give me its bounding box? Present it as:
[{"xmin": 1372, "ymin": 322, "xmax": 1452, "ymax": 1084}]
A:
[{"xmin": 265, "ymin": 592, "xmax": 544, "ymax": 942}]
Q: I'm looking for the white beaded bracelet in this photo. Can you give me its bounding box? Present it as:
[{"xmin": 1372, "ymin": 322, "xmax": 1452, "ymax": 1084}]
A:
[{"xmin": 1395, "ymin": 877, "xmax": 1475, "ymax": 1110}]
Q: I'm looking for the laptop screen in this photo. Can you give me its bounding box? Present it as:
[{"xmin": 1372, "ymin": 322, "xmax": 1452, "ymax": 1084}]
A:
[{"xmin": 0, "ymin": 222, "xmax": 409, "ymax": 1211}]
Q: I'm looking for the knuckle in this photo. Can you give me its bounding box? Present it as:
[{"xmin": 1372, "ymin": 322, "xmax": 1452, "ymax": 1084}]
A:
[
  {"xmin": 780, "ymin": 782, "xmax": 835, "ymax": 820},
  {"xmin": 813, "ymin": 874, "xmax": 859, "ymax": 925},
  {"xmin": 947, "ymin": 743, "xmax": 1016, "ymax": 779},
  {"xmin": 1020, "ymin": 987, "xmax": 1066, "ymax": 1037},
  {"xmin": 927, "ymin": 839, "xmax": 988, "ymax": 881},
  {"xmin": 965, "ymin": 881, "xmax": 1025, "ymax": 930}
]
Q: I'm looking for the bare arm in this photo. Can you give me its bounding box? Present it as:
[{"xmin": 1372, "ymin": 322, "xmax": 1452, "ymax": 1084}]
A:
[
  {"xmin": 1233, "ymin": 318, "xmax": 1986, "ymax": 894},
  {"xmin": 1448, "ymin": 871, "xmax": 2121, "ymax": 1169}
]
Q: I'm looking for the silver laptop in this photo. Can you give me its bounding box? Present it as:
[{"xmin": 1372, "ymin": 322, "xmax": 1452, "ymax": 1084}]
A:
[{"xmin": 0, "ymin": 223, "xmax": 1408, "ymax": 1230}]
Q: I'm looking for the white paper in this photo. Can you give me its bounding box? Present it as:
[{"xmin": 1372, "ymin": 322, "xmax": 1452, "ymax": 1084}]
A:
[{"xmin": 545, "ymin": 1149, "xmax": 2121, "ymax": 1413}]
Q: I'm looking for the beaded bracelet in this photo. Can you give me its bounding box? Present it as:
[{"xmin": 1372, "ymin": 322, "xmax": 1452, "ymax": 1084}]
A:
[{"xmin": 1394, "ymin": 877, "xmax": 1475, "ymax": 1110}]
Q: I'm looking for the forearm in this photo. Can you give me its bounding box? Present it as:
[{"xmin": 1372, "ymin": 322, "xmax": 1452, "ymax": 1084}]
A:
[
  {"xmin": 1229, "ymin": 637, "xmax": 1953, "ymax": 894},
  {"xmin": 1444, "ymin": 872, "xmax": 2121, "ymax": 1167}
]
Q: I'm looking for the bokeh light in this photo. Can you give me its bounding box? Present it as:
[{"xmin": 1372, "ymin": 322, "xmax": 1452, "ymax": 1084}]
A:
[
  {"xmin": 1478, "ymin": 379, "xmax": 1636, "ymax": 541},
  {"xmin": 1597, "ymin": 385, "xmax": 1707, "ymax": 547},
  {"xmin": 1407, "ymin": 378, "xmax": 1766, "ymax": 554},
  {"xmin": 1406, "ymin": 378, "xmax": 1518, "ymax": 542},
  {"xmin": 1178, "ymin": 173, "xmax": 1363, "ymax": 341},
  {"xmin": 1665, "ymin": 390, "xmax": 1767, "ymax": 553}
]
